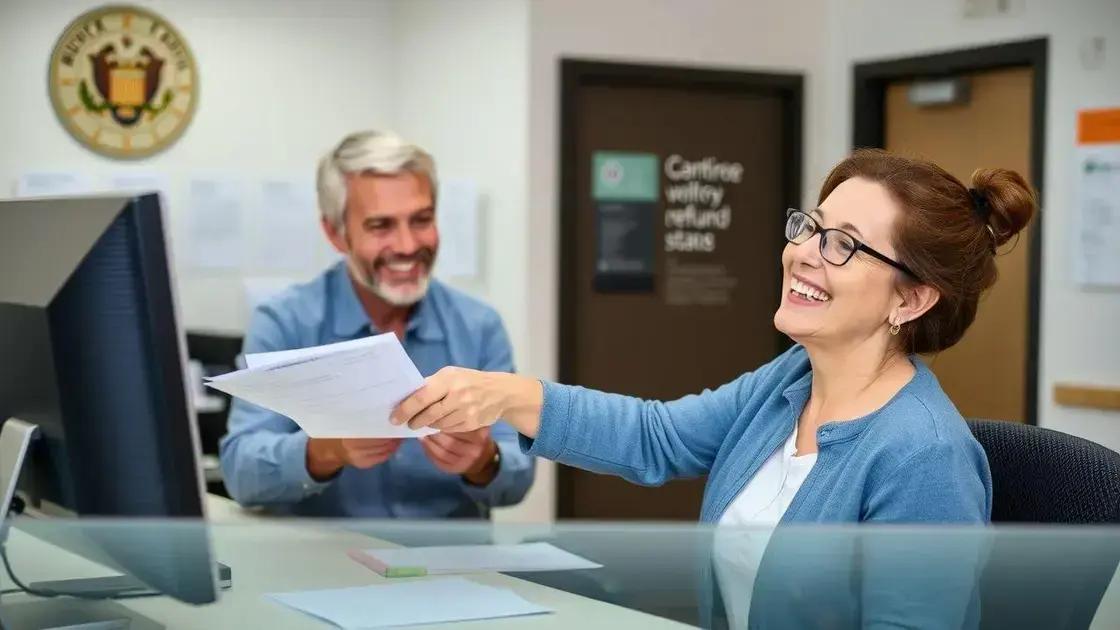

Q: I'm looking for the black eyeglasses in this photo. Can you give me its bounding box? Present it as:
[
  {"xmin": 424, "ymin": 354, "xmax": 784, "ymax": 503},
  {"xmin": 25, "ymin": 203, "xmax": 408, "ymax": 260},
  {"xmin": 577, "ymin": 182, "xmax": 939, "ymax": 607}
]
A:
[{"xmin": 785, "ymin": 209, "xmax": 916, "ymax": 278}]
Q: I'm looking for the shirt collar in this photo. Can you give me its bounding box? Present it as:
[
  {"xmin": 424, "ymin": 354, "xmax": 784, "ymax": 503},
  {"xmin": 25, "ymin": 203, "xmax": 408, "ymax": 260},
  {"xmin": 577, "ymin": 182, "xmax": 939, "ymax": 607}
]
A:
[
  {"xmin": 327, "ymin": 261, "xmax": 445, "ymax": 342},
  {"xmin": 329, "ymin": 261, "xmax": 371, "ymax": 338}
]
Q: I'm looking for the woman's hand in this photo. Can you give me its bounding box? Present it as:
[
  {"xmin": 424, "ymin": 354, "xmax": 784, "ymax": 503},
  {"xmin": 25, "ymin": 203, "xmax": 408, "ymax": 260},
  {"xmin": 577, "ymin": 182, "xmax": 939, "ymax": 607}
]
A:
[{"xmin": 390, "ymin": 367, "xmax": 544, "ymax": 437}]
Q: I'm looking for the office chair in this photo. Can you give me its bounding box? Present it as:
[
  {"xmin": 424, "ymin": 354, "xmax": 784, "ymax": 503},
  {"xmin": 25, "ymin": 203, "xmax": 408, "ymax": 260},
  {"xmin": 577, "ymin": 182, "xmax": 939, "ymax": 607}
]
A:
[
  {"xmin": 967, "ymin": 419, "xmax": 1120, "ymax": 630},
  {"xmin": 966, "ymin": 419, "xmax": 1120, "ymax": 524},
  {"xmin": 186, "ymin": 331, "xmax": 244, "ymax": 497}
]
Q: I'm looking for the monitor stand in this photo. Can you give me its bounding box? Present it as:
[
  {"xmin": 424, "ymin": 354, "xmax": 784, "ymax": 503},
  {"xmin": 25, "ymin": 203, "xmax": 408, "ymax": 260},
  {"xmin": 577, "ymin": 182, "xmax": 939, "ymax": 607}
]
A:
[
  {"xmin": 0, "ymin": 417, "xmax": 38, "ymax": 536},
  {"xmin": 1, "ymin": 418, "xmax": 162, "ymax": 628},
  {"xmin": 2, "ymin": 417, "xmax": 232, "ymax": 605}
]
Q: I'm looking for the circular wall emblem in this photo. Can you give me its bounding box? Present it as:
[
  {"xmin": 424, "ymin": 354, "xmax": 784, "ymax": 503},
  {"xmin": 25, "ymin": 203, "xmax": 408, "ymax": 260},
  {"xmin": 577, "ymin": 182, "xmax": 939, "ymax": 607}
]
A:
[{"xmin": 48, "ymin": 5, "xmax": 198, "ymax": 159}]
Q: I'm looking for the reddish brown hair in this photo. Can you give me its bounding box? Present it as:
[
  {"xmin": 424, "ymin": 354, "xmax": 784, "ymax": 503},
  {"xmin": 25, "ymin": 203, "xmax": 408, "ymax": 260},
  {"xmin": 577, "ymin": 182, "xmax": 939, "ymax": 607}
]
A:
[{"xmin": 818, "ymin": 149, "xmax": 1036, "ymax": 354}]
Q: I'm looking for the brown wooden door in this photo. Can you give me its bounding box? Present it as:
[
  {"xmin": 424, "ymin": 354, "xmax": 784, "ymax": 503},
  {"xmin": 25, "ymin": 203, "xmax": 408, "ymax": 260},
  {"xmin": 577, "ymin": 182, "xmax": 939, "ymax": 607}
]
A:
[
  {"xmin": 559, "ymin": 62, "xmax": 801, "ymax": 519},
  {"xmin": 884, "ymin": 67, "xmax": 1034, "ymax": 422}
]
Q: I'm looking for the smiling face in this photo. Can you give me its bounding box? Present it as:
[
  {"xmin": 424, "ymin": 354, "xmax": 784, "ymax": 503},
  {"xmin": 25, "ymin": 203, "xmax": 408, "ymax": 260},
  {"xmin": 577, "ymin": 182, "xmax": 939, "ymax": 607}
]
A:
[
  {"xmin": 774, "ymin": 177, "xmax": 909, "ymax": 349},
  {"xmin": 323, "ymin": 171, "xmax": 438, "ymax": 307}
]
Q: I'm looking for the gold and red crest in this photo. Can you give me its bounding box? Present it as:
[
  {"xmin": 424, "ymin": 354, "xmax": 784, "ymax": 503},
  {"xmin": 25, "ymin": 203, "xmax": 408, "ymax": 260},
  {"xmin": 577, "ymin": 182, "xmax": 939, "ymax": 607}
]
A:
[{"xmin": 49, "ymin": 5, "xmax": 198, "ymax": 159}]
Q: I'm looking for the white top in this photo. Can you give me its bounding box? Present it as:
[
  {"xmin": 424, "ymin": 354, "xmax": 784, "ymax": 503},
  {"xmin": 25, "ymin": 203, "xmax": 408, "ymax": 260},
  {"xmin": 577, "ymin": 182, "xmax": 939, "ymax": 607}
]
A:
[{"xmin": 714, "ymin": 426, "xmax": 818, "ymax": 628}]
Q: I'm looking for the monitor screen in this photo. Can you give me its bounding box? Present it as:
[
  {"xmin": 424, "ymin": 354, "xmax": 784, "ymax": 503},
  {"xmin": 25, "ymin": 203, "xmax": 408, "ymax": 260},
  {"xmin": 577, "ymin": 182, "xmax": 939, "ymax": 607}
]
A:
[{"xmin": 0, "ymin": 193, "xmax": 216, "ymax": 604}]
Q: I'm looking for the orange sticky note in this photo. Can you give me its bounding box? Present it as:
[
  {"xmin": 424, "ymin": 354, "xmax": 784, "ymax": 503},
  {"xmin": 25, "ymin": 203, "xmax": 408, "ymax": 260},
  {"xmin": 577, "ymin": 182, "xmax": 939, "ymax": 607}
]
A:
[{"xmin": 1078, "ymin": 108, "xmax": 1120, "ymax": 144}]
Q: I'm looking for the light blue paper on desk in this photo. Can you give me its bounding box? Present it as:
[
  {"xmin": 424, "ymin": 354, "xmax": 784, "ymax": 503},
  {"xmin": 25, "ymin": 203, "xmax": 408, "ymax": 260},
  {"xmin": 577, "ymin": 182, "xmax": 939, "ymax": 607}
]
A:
[{"xmin": 266, "ymin": 577, "xmax": 552, "ymax": 628}]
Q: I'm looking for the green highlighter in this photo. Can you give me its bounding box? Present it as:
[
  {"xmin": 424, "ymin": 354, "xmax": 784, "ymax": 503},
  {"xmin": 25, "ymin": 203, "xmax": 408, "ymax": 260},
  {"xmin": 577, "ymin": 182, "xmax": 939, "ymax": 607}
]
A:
[
  {"xmin": 348, "ymin": 549, "xmax": 429, "ymax": 578},
  {"xmin": 382, "ymin": 566, "xmax": 428, "ymax": 579}
]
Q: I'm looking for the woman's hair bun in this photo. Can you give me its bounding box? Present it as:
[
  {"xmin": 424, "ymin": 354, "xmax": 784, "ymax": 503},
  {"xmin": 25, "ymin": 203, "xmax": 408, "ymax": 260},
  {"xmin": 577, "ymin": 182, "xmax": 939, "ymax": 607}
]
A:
[{"xmin": 969, "ymin": 168, "xmax": 1037, "ymax": 246}]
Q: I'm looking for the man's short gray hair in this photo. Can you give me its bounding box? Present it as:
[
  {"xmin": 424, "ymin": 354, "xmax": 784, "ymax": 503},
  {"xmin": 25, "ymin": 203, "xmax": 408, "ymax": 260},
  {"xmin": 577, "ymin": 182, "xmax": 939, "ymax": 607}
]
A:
[{"xmin": 316, "ymin": 130, "xmax": 437, "ymax": 233}]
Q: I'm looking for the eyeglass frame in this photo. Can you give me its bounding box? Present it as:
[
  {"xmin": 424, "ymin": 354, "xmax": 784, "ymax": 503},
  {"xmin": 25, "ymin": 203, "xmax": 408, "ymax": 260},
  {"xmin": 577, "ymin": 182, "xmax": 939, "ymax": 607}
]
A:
[{"xmin": 784, "ymin": 208, "xmax": 917, "ymax": 278}]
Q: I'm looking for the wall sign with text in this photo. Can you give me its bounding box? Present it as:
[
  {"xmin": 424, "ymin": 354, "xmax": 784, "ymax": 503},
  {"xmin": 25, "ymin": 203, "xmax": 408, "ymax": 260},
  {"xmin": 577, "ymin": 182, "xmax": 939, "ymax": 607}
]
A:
[
  {"xmin": 591, "ymin": 150, "xmax": 745, "ymax": 303},
  {"xmin": 662, "ymin": 153, "xmax": 743, "ymax": 306},
  {"xmin": 592, "ymin": 151, "xmax": 659, "ymax": 292}
]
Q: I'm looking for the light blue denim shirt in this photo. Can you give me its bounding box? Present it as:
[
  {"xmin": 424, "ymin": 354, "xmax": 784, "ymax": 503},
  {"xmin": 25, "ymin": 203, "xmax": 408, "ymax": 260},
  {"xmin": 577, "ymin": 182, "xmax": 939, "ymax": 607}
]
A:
[{"xmin": 219, "ymin": 261, "xmax": 534, "ymax": 518}]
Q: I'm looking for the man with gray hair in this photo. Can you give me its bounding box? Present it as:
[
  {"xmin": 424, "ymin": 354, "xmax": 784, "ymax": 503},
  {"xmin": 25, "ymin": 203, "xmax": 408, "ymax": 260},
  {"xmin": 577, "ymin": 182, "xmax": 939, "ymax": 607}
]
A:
[{"xmin": 219, "ymin": 130, "xmax": 534, "ymax": 517}]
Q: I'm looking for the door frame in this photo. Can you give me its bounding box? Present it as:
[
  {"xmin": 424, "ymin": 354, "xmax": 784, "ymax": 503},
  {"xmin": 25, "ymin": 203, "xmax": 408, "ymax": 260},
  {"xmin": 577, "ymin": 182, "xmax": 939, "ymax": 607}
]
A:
[
  {"xmin": 852, "ymin": 38, "xmax": 1048, "ymax": 425},
  {"xmin": 557, "ymin": 59, "xmax": 804, "ymax": 517}
]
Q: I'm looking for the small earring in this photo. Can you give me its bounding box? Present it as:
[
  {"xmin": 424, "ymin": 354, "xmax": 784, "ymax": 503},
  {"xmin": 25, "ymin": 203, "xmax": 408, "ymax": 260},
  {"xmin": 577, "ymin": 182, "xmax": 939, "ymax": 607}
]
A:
[{"xmin": 889, "ymin": 322, "xmax": 901, "ymax": 336}]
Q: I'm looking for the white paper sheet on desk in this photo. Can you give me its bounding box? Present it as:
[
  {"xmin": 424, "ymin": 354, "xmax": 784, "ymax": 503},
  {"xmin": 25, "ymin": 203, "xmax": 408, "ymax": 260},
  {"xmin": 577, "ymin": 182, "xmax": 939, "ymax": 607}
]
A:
[
  {"xmin": 351, "ymin": 542, "xmax": 603, "ymax": 576},
  {"xmin": 266, "ymin": 576, "xmax": 552, "ymax": 629},
  {"xmin": 206, "ymin": 334, "xmax": 434, "ymax": 438}
]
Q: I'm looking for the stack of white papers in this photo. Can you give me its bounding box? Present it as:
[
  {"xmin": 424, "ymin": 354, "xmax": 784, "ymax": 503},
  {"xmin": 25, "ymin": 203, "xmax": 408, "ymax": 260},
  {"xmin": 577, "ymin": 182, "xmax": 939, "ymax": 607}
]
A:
[
  {"xmin": 267, "ymin": 577, "xmax": 552, "ymax": 629},
  {"xmin": 205, "ymin": 334, "xmax": 434, "ymax": 438},
  {"xmin": 349, "ymin": 543, "xmax": 603, "ymax": 577}
]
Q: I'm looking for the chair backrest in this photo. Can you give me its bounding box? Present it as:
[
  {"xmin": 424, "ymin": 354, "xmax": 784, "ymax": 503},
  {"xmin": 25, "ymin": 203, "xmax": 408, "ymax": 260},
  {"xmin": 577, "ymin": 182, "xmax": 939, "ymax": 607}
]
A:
[
  {"xmin": 966, "ymin": 419, "xmax": 1120, "ymax": 523},
  {"xmin": 185, "ymin": 331, "xmax": 244, "ymax": 456},
  {"xmin": 967, "ymin": 420, "xmax": 1120, "ymax": 629}
]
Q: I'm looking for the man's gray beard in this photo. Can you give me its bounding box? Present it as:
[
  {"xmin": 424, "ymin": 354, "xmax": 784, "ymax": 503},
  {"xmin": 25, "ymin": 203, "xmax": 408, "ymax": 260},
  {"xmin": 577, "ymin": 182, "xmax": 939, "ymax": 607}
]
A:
[{"xmin": 347, "ymin": 255, "xmax": 431, "ymax": 307}]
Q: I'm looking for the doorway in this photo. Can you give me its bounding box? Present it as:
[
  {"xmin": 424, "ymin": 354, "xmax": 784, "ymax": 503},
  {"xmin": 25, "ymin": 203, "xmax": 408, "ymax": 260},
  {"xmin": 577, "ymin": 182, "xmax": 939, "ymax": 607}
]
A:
[
  {"xmin": 853, "ymin": 39, "xmax": 1047, "ymax": 425},
  {"xmin": 557, "ymin": 60, "xmax": 802, "ymax": 519}
]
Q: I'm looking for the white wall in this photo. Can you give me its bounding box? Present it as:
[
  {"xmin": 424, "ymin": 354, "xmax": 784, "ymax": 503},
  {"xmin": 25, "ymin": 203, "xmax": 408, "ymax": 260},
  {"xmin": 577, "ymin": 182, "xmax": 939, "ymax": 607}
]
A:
[
  {"xmin": 821, "ymin": 0, "xmax": 1120, "ymax": 452},
  {"xmin": 0, "ymin": 0, "xmax": 398, "ymax": 333}
]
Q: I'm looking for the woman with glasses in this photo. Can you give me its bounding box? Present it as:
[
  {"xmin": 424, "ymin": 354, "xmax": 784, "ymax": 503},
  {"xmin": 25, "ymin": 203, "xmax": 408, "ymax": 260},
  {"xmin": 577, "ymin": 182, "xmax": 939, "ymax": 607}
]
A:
[{"xmin": 390, "ymin": 149, "xmax": 1036, "ymax": 626}]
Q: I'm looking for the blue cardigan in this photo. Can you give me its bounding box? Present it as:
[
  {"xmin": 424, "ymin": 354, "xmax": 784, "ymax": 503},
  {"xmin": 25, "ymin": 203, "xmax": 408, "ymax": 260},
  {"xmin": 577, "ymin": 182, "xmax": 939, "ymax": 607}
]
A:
[{"xmin": 523, "ymin": 345, "xmax": 993, "ymax": 628}]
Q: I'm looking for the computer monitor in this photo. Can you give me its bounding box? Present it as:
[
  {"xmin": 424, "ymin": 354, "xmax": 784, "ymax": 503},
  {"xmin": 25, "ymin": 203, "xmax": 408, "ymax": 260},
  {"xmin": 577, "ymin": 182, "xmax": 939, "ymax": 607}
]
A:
[{"xmin": 0, "ymin": 193, "xmax": 217, "ymax": 605}]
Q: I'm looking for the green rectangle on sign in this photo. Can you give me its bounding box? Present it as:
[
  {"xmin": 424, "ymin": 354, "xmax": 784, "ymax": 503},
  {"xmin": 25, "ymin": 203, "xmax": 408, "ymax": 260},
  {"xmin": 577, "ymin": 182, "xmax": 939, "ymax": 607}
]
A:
[{"xmin": 592, "ymin": 152, "xmax": 660, "ymax": 201}]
